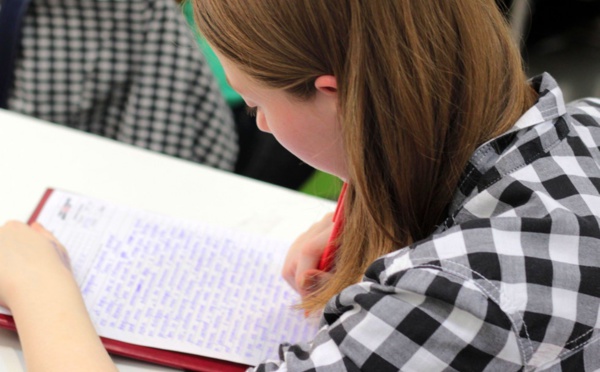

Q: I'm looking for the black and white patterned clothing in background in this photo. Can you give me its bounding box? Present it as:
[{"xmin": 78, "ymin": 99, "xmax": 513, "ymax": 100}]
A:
[
  {"xmin": 8, "ymin": 0, "xmax": 237, "ymax": 170},
  {"xmin": 254, "ymin": 74, "xmax": 600, "ymax": 371}
]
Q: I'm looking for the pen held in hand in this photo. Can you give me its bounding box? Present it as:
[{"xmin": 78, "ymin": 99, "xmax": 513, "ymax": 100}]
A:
[{"xmin": 317, "ymin": 183, "xmax": 346, "ymax": 272}]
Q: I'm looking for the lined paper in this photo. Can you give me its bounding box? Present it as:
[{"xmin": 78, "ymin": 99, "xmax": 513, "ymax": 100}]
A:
[{"xmin": 27, "ymin": 190, "xmax": 319, "ymax": 366}]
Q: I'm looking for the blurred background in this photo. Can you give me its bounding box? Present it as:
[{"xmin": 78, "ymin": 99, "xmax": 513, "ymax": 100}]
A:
[
  {"xmin": 510, "ymin": 0, "xmax": 600, "ymax": 102},
  {"xmin": 2, "ymin": 0, "xmax": 599, "ymax": 201}
]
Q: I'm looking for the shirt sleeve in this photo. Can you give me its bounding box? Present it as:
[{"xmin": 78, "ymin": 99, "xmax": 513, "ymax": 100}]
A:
[{"xmin": 249, "ymin": 266, "xmax": 525, "ymax": 371}]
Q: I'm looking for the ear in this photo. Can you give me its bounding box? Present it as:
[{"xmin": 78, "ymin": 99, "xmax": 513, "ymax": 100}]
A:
[{"xmin": 314, "ymin": 75, "xmax": 338, "ymax": 95}]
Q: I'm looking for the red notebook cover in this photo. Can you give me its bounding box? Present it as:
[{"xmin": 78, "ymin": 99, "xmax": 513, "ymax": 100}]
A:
[{"xmin": 0, "ymin": 188, "xmax": 248, "ymax": 372}]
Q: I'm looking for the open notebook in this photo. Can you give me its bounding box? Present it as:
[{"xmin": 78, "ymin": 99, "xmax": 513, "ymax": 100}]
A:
[{"xmin": 0, "ymin": 189, "xmax": 319, "ymax": 371}]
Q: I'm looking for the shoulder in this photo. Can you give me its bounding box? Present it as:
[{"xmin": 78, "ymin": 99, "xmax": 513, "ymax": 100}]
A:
[
  {"xmin": 565, "ymin": 97, "xmax": 600, "ymax": 145},
  {"xmin": 566, "ymin": 97, "xmax": 600, "ymax": 121},
  {"xmin": 360, "ymin": 211, "xmax": 600, "ymax": 369}
]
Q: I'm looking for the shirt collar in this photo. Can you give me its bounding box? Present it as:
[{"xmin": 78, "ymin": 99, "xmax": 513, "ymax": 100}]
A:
[
  {"xmin": 508, "ymin": 72, "xmax": 567, "ymax": 133},
  {"xmin": 442, "ymin": 73, "xmax": 570, "ymax": 230}
]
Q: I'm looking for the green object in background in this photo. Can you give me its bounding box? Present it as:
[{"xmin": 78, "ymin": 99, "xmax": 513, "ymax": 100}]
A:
[
  {"xmin": 299, "ymin": 170, "xmax": 343, "ymax": 200},
  {"xmin": 182, "ymin": 1, "xmax": 244, "ymax": 107}
]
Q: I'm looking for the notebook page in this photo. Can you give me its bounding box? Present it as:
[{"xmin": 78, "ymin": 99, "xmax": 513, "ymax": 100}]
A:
[{"xmin": 32, "ymin": 190, "xmax": 319, "ymax": 366}]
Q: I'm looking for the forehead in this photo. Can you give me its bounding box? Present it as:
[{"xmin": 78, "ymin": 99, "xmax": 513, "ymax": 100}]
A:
[{"xmin": 214, "ymin": 50, "xmax": 256, "ymax": 91}]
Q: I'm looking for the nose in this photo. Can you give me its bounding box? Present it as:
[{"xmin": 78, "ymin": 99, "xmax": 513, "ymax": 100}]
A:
[{"xmin": 256, "ymin": 111, "xmax": 271, "ymax": 133}]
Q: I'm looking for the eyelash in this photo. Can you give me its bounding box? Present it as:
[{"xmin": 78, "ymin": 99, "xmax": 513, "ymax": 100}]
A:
[{"xmin": 245, "ymin": 106, "xmax": 258, "ymax": 117}]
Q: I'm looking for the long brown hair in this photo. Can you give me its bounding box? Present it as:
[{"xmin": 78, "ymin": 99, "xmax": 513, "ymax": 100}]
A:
[{"xmin": 194, "ymin": 0, "xmax": 535, "ymax": 312}]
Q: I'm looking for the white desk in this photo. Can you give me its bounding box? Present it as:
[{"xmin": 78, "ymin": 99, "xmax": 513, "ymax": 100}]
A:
[{"xmin": 0, "ymin": 109, "xmax": 335, "ymax": 371}]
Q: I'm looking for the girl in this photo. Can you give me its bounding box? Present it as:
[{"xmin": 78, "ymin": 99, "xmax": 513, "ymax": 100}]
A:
[{"xmin": 1, "ymin": 0, "xmax": 600, "ymax": 370}]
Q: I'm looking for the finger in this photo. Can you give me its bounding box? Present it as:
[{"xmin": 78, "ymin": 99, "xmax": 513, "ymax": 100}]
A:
[
  {"xmin": 31, "ymin": 222, "xmax": 64, "ymax": 247},
  {"xmin": 298, "ymin": 269, "xmax": 333, "ymax": 298},
  {"xmin": 319, "ymin": 212, "xmax": 335, "ymax": 223},
  {"xmin": 312, "ymin": 212, "xmax": 335, "ymax": 232},
  {"xmin": 282, "ymin": 258, "xmax": 298, "ymax": 291},
  {"xmin": 282, "ymin": 212, "xmax": 335, "ymax": 292},
  {"xmin": 50, "ymin": 241, "xmax": 72, "ymax": 271},
  {"xmin": 31, "ymin": 223, "xmax": 71, "ymax": 270},
  {"xmin": 31, "ymin": 222, "xmax": 55, "ymax": 240},
  {"xmin": 294, "ymin": 226, "xmax": 331, "ymax": 290}
]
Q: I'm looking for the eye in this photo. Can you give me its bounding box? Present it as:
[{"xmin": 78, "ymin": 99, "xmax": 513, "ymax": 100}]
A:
[{"xmin": 245, "ymin": 105, "xmax": 258, "ymax": 117}]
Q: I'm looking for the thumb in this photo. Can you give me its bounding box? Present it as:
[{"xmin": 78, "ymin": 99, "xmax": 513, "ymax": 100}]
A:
[
  {"xmin": 30, "ymin": 222, "xmax": 58, "ymax": 243},
  {"xmin": 30, "ymin": 222, "xmax": 71, "ymax": 270},
  {"xmin": 299, "ymin": 269, "xmax": 333, "ymax": 297}
]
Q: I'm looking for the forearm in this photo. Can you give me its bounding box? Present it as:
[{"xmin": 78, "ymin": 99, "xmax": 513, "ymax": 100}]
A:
[{"xmin": 10, "ymin": 273, "xmax": 116, "ymax": 372}]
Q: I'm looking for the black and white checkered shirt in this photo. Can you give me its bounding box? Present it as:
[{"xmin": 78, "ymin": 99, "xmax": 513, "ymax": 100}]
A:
[
  {"xmin": 254, "ymin": 74, "xmax": 600, "ymax": 371},
  {"xmin": 8, "ymin": 0, "xmax": 237, "ymax": 170}
]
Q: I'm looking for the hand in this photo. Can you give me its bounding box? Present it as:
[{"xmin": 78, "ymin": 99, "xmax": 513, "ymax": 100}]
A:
[
  {"xmin": 0, "ymin": 221, "xmax": 116, "ymax": 371},
  {"xmin": 0, "ymin": 221, "xmax": 72, "ymax": 310},
  {"xmin": 282, "ymin": 212, "xmax": 334, "ymax": 297}
]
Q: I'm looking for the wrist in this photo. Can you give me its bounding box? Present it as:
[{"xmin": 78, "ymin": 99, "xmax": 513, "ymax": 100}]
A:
[
  {"xmin": 6, "ymin": 267, "xmax": 78, "ymax": 314},
  {"xmin": 7, "ymin": 270, "xmax": 116, "ymax": 372}
]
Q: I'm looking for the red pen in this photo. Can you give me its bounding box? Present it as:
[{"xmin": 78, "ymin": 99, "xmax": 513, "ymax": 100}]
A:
[{"xmin": 317, "ymin": 183, "xmax": 347, "ymax": 272}]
